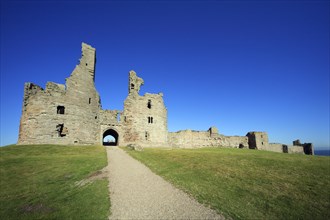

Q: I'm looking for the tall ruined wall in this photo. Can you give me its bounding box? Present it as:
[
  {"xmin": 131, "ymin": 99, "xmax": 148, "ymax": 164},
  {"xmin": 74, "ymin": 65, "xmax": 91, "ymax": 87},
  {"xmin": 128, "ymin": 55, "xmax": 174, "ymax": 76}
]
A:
[
  {"xmin": 246, "ymin": 132, "xmax": 269, "ymax": 150},
  {"xmin": 121, "ymin": 71, "xmax": 168, "ymax": 147},
  {"xmin": 168, "ymin": 128, "xmax": 248, "ymax": 148},
  {"xmin": 18, "ymin": 43, "xmax": 101, "ymax": 145}
]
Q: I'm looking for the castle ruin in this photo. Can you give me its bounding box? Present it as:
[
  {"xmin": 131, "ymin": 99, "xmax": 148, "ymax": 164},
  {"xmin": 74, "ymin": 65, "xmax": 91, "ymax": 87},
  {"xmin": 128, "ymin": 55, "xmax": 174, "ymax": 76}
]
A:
[{"xmin": 18, "ymin": 43, "xmax": 313, "ymax": 155}]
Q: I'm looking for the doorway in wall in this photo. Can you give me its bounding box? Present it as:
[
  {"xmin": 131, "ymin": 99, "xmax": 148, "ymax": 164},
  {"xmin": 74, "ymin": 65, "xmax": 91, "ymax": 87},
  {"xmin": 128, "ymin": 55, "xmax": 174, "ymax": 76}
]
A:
[{"xmin": 103, "ymin": 129, "xmax": 119, "ymax": 146}]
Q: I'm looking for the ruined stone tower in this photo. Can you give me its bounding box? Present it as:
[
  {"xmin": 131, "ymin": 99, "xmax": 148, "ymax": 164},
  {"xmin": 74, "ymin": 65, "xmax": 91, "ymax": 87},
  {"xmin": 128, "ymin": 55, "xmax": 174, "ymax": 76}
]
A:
[
  {"xmin": 18, "ymin": 43, "xmax": 101, "ymax": 145},
  {"xmin": 120, "ymin": 70, "xmax": 168, "ymax": 146},
  {"xmin": 18, "ymin": 43, "xmax": 167, "ymax": 147},
  {"xmin": 17, "ymin": 42, "xmax": 313, "ymax": 155}
]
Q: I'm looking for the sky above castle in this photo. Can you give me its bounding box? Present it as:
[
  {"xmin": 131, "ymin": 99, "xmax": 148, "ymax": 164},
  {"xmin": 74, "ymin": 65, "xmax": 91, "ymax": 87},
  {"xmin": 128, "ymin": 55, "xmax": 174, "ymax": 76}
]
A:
[{"xmin": 1, "ymin": 0, "xmax": 329, "ymax": 149}]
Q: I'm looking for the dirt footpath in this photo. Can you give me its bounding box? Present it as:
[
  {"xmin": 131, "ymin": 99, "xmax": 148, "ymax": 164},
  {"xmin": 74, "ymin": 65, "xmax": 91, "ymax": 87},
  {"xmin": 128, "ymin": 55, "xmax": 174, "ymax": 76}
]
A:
[{"xmin": 106, "ymin": 147, "xmax": 225, "ymax": 220}]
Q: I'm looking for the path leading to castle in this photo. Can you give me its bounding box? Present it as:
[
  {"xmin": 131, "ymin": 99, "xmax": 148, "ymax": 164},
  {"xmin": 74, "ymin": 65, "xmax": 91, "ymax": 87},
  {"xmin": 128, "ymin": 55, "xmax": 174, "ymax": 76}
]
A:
[{"xmin": 106, "ymin": 146, "xmax": 225, "ymax": 220}]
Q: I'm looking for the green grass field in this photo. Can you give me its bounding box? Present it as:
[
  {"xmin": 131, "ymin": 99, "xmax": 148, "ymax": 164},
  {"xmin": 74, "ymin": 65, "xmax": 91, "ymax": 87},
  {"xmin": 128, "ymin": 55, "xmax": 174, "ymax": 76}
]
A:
[
  {"xmin": 0, "ymin": 145, "xmax": 109, "ymax": 220},
  {"xmin": 126, "ymin": 147, "xmax": 330, "ymax": 220}
]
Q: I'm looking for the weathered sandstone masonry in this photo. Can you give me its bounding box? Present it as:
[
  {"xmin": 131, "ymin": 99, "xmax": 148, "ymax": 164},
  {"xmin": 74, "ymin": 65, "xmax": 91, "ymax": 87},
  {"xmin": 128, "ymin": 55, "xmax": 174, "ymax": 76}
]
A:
[
  {"xmin": 168, "ymin": 127, "xmax": 248, "ymax": 149},
  {"xmin": 19, "ymin": 43, "xmax": 100, "ymax": 145},
  {"xmin": 18, "ymin": 43, "xmax": 313, "ymax": 155}
]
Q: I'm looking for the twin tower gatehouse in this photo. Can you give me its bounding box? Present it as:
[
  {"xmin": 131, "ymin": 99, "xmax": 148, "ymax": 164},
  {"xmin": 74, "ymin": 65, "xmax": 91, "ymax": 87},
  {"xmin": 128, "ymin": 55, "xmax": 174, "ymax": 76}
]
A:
[{"xmin": 18, "ymin": 43, "xmax": 313, "ymax": 155}]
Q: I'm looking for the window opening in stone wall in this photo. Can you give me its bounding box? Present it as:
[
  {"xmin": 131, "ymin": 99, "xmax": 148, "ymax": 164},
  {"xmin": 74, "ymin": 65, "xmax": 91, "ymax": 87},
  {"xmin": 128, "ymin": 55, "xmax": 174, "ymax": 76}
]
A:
[
  {"xmin": 148, "ymin": 117, "xmax": 153, "ymax": 124},
  {"xmin": 117, "ymin": 113, "xmax": 120, "ymax": 122},
  {"xmin": 131, "ymin": 83, "xmax": 135, "ymax": 90},
  {"xmin": 56, "ymin": 124, "xmax": 67, "ymax": 137},
  {"xmin": 145, "ymin": 131, "xmax": 149, "ymax": 140},
  {"xmin": 86, "ymin": 63, "xmax": 88, "ymax": 66},
  {"xmin": 283, "ymin": 145, "xmax": 288, "ymax": 153},
  {"xmin": 147, "ymin": 100, "xmax": 152, "ymax": 109},
  {"xmin": 89, "ymin": 98, "xmax": 91, "ymax": 104},
  {"xmin": 57, "ymin": 106, "xmax": 65, "ymax": 114},
  {"xmin": 261, "ymin": 142, "xmax": 264, "ymax": 145}
]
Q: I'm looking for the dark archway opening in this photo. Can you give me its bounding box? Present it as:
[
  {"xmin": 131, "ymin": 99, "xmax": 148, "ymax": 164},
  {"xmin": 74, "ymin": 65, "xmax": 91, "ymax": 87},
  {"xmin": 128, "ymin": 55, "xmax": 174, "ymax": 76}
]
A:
[{"xmin": 103, "ymin": 129, "xmax": 119, "ymax": 146}]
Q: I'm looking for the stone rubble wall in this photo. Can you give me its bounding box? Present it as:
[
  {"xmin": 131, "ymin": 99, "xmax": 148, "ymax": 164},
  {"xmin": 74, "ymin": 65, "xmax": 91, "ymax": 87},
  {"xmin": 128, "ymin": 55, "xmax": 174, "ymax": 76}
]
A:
[
  {"xmin": 253, "ymin": 143, "xmax": 305, "ymax": 154},
  {"xmin": 246, "ymin": 132, "xmax": 269, "ymax": 150},
  {"xmin": 18, "ymin": 43, "xmax": 100, "ymax": 145},
  {"xmin": 168, "ymin": 129, "xmax": 248, "ymax": 148},
  {"xmin": 267, "ymin": 143, "xmax": 285, "ymax": 153},
  {"xmin": 288, "ymin": 145, "xmax": 305, "ymax": 154},
  {"xmin": 99, "ymin": 110, "xmax": 121, "ymax": 125},
  {"xmin": 222, "ymin": 135, "xmax": 249, "ymax": 148}
]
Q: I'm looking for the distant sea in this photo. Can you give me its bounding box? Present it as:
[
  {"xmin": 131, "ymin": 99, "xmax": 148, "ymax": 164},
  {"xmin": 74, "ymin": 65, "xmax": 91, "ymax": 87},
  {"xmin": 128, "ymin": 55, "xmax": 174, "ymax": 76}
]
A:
[{"xmin": 314, "ymin": 149, "xmax": 330, "ymax": 156}]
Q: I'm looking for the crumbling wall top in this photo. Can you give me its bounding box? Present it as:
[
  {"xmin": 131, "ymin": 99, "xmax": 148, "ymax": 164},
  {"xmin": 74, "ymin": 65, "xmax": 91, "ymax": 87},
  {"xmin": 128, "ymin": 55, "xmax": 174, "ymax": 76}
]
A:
[
  {"xmin": 209, "ymin": 126, "xmax": 219, "ymax": 137},
  {"xmin": 78, "ymin": 42, "xmax": 96, "ymax": 79},
  {"xmin": 128, "ymin": 70, "xmax": 144, "ymax": 96},
  {"xmin": 45, "ymin": 82, "xmax": 65, "ymax": 96}
]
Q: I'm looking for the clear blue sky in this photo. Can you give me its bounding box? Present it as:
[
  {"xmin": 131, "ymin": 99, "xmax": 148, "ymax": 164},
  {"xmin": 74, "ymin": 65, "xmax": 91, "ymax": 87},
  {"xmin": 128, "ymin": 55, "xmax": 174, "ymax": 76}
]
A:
[{"xmin": 1, "ymin": 0, "xmax": 329, "ymax": 149}]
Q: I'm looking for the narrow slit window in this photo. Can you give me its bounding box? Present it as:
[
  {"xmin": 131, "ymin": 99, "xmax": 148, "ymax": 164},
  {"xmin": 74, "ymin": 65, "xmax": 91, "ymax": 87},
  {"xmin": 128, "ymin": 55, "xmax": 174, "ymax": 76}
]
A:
[
  {"xmin": 57, "ymin": 106, "xmax": 65, "ymax": 114},
  {"xmin": 56, "ymin": 124, "xmax": 67, "ymax": 137},
  {"xmin": 89, "ymin": 98, "xmax": 91, "ymax": 104},
  {"xmin": 147, "ymin": 100, "xmax": 152, "ymax": 109},
  {"xmin": 148, "ymin": 117, "xmax": 153, "ymax": 124},
  {"xmin": 131, "ymin": 83, "xmax": 135, "ymax": 90}
]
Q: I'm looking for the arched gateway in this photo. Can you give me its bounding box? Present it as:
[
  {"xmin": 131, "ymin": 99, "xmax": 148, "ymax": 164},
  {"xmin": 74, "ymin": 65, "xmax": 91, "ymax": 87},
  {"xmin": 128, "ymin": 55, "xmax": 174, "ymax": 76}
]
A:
[{"xmin": 103, "ymin": 129, "xmax": 119, "ymax": 146}]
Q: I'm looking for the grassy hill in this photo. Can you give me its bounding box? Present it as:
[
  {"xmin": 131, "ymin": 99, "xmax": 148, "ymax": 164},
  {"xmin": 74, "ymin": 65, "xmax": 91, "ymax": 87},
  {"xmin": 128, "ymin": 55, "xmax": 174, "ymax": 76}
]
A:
[
  {"xmin": 126, "ymin": 147, "xmax": 330, "ymax": 220},
  {"xmin": 0, "ymin": 145, "xmax": 109, "ymax": 220},
  {"xmin": 1, "ymin": 145, "xmax": 329, "ymax": 220}
]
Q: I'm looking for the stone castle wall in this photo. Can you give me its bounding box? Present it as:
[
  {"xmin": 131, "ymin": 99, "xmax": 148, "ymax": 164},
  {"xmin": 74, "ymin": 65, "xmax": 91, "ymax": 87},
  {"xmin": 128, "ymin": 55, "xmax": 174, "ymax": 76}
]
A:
[
  {"xmin": 246, "ymin": 132, "xmax": 269, "ymax": 150},
  {"xmin": 121, "ymin": 88, "xmax": 168, "ymax": 146},
  {"xmin": 287, "ymin": 145, "xmax": 305, "ymax": 154},
  {"xmin": 267, "ymin": 143, "xmax": 285, "ymax": 153},
  {"xmin": 18, "ymin": 43, "xmax": 100, "ymax": 145},
  {"xmin": 168, "ymin": 129, "xmax": 248, "ymax": 148},
  {"xmin": 17, "ymin": 42, "xmax": 313, "ymax": 155}
]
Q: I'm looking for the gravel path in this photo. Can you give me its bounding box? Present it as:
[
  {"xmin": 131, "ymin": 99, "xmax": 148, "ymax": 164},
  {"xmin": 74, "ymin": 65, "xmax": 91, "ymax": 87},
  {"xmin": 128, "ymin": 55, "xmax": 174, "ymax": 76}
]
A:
[{"xmin": 106, "ymin": 147, "xmax": 225, "ymax": 220}]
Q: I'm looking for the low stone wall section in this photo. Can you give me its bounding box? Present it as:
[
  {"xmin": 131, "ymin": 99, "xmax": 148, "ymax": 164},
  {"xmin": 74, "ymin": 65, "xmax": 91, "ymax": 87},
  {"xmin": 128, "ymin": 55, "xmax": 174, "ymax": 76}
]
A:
[
  {"xmin": 288, "ymin": 145, "xmax": 305, "ymax": 154},
  {"xmin": 267, "ymin": 143, "xmax": 285, "ymax": 153},
  {"xmin": 168, "ymin": 130, "xmax": 248, "ymax": 148}
]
